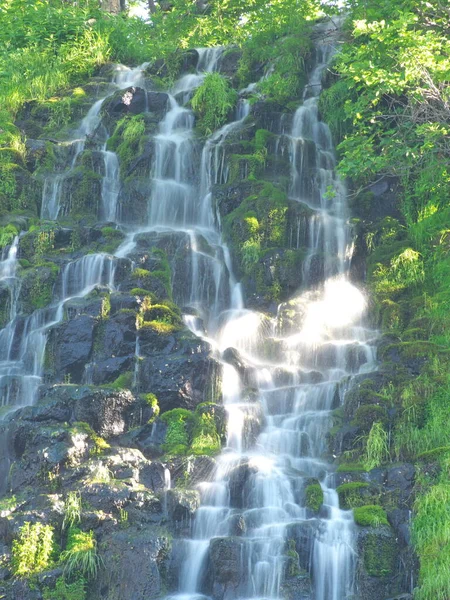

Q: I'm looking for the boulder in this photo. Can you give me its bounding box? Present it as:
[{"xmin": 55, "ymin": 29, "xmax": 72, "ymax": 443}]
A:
[{"xmin": 90, "ymin": 528, "xmax": 171, "ymax": 600}]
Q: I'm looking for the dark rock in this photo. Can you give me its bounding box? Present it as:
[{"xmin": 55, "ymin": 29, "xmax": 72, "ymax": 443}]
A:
[
  {"xmin": 228, "ymin": 460, "xmax": 258, "ymax": 508},
  {"xmin": 209, "ymin": 537, "xmax": 245, "ymax": 598},
  {"xmin": 51, "ymin": 315, "xmax": 95, "ymax": 382},
  {"xmin": 102, "ymin": 86, "xmax": 148, "ymax": 119},
  {"xmin": 90, "ymin": 528, "xmax": 171, "ymax": 600},
  {"xmin": 138, "ymin": 333, "xmax": 219, "ymax": 412},
  {"xmin": 218, "ymin": 48, "xmax": 242, "ymax": 79},
  {"xmin": 280, "ymin": 574, "xmax": 313, "ymax": 600},
  {"xmin": 139, "ymin": 462, "xmax": 167, "ymax": 492},
  {"xmin": 34, "ymin": 385, "xmax": 138, "ymax": 437},
  {"xmin": 166, "ymin": 489, "xmax": 200, "ymax": 522}
]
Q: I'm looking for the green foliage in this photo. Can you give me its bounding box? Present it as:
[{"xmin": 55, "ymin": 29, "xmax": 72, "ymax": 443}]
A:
[
  {"xmin": 305, "ymin": 483, "xmax": 324, "ymax": 512},
  {"xmin": 160, "ymin": 408, "xmax": 194, "ymax": 455},
  {"xmin": 62, "ymin": 492, "xmax": 82, "ymax": 531},
  {"xmin": 191, "ymin": 73, "xmax": 238, "ymax": 135},
  {"xmin": 364, "ymin": 422, "xmax": 390, "ymax": 470},
  {"xmin": 412, "ymin": 484, "xmax": 450, "ymax": 600},
  {"xmin": 61, "ymin": 528, "xmax": 100, "ymax": 581},
  {"xmin": 107, "ymin": 115, "xmax": 147, "ymax": 175},
  {"xmin": 12, "ymin": 521, "xmax": 55, "ymax": 577},
  {"xmin": 353, "ymin": 505, "xmax": 389, "ymax": 527},
  {"xmin": 160, "ymin": 405, "xmax": 222, "ymax": 456},
  {"xmin": 143, "ymin": 393, "xmax": 160, "ymax": 423},
  {"xmin": 190, "ymin": 412, "xmax": 221, "ymax": 456},
  {"xmin": 0, "ymin": 224, "xmax": 18, "ymax": 249},
  {"xmin": 43, "ymin": 576, "xmax": 86, "ymax": 600}
]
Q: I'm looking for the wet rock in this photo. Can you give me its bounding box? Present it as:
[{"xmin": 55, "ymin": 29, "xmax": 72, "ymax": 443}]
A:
[
  {"xmin": 102, "ymin": 86, "xmax": 148, "ymax": 119},
  {"xmin": 166, "ymin": 489, "xmax": 200, "ymax": 522},
  {"xmin": 166, "ymin": 455, "xmax": 216, "ymax": 486},
  {"xmin": 222, "ymin": 347, "xmax": 256, "ymax": 386},
  {"xmin": 106, "ymin": 447, "xmax": 148, "ymax": 481},
  {"xmin": 50, "ymin": 315, "xmax": 95, "ymax": 382},
  {"xmin": 139, "ymin": 462, "xmax": 167, "ymax": 492},
  {"xmin": 228, "ymin": 460, "xmax": 258, "ymax": 508},
  {"xmin": 33, "ymin": 385, "xmax": 138, "ymax": 437},
  {"xmin": 280, "ymin": 573, "xmax": 313, "ymax": 600},
  {"xmin": 209, "ymin": 537, "xmax": 245, "ymax": 598},
  {"xmin": 228, "ymin": 513, "xmax": 246, "ymax": 536},
  {"xmin": 146, "ymin": 91, "xmax": 170, "ymax": 113},
  {"xmin": 90, "ymin": 528, "xmax": 171, "ymax": 600},
  {"xmin": 138, "ymin": 333, "xmax": 219, "ymax": 412},
  {"xmin": 217, "ymin": 48, "xmax": 242, "ymax": 78},
  {"xmin": 356, "ymin": 525, "xmax": 400, "ymax": 600}
]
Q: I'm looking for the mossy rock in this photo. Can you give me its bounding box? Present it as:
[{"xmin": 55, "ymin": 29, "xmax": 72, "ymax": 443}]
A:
[
  {"xmin": 18, "ymin": 263, "xmax": 59, "ymax": 313},
  {"xmin": 337, "ymin": 482, "xmax": 372, "ymax": 509},
  {"xmin": 354, "ymin": 505, "xmax": 389, "ymax": 527},
  {"xmin": 58, "ymin": 166, "xmax": 102, "ymax": 219},
  {"xmin": 359, "ymin": 526, "xmax": 397, "ymax": 578},
  {"xmin": 305, "ymin": 481, "xmax": 323, "ymax": 512},
  {"xmin": 352, "ymin": 404, "xmax": 388, "ymax": 432}
]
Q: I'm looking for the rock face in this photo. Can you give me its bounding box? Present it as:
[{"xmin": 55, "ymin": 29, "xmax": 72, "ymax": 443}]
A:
[{"xmin": 90, "ymin": 529, "xmax": 171, "ymax": 600}]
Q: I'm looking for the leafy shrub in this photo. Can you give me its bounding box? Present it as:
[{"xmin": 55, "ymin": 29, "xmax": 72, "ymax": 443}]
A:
[
  {"xmin": 12, "ymin": 522, "xmax": 55, "ymax": 576},
  {"xmin": 43, "ymin": 576, "xmax": 86, "ymax": 600},
  {"xmin": 191, "ymin": 73, "xmax": 237, "ymax": 135}
]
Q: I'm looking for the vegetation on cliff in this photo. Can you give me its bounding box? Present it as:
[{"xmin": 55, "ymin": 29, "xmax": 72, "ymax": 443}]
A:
[{"xmin": 321, "ymin": 0, "xmax": 450, "ymax": 596}]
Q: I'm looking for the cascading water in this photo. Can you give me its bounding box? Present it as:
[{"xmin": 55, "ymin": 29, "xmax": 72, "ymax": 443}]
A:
[{"xmin": 127, "ymin": 25, "xmax": 375, "ymax": 600}]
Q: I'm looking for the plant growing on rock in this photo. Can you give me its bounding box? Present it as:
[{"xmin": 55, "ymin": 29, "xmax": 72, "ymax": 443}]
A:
[
  {"xmin": 61, "ymin": 528, "xmax": 101, "ymax": 581},
  {"xmin": 12, "ymin": 522, "xmax": 56, "ymax": 577},
  {"xmin": 364, "ymin": 422, "xmax": 390, "ymax": 470},
  {"xmin": 191, "ymin": 73, "xmax": 237, "ymax": 134},
  {"xmin": 62, "ymin": 492, "xmax": 82, "ymax": 531}
]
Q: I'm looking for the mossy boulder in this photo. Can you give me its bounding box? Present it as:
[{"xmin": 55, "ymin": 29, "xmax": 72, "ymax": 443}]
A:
[
  {"xmin": 305, "ymin": 481, "xmax": 323, "ymax": 513},
  {"xmin": 18, "ymin": 263, "xmax": 59, "ymax": 314}
]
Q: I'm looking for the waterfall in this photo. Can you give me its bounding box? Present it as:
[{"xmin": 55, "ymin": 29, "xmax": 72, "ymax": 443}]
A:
[
  {"xmin": 0, "ymin": 21, "xmax": 378, "ymax": 598},
  {"xmin": 143, "ymin": 33, "xmax": 373, "ymax": 600}
]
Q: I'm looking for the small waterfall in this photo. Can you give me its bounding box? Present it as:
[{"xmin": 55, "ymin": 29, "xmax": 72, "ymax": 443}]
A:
[
  {"xmin": 41, "ymin": 64, "xmax": 146, "ymax": 221},
  {"xmin": 100, "ymin": 150, "xmax": 120, "ymax": 222},
  {"xmin": 59, "ymin": 254, "xmax": 116, "ymax": 299}
]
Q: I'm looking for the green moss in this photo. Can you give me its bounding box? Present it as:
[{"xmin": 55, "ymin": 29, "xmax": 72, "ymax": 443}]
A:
[
  {"xmin": 337, "ymin": 482, "xmax": 370, "ymax": 509},
  {"xmin": 352, "ymin": 404, "xmax": 387, "ymax": 432},
  {"xmin": 160, "ymin": 408, "xmax": 194, "ymax": 455},
  {"xmin": 354, "ymin": 505, "xmax": 389, "ymax": 527},
  {"xmin": 19, "ymin": 263, "xmax": 59, "ymax": 312},
  {"xmin": 130, "ymin": 287, "xmax": 156, "ymax": 298},
  {"xmin": 363, "ymin": 531, "xmax": 397, "ymax": 577},
  {"xmin": 143, "ymin": 303, "xmax": 182, "ymax": 327},
  {"xmin": 140, "ymin": 320, "xmax": 181, "ymax": 334},
  {"xmin": 108, "ymin": 371, "xmax": 133, "ymax": 390},
  {"xmin": 305, "ymin": 483, "xmax": 323, "ymax": 512}
]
